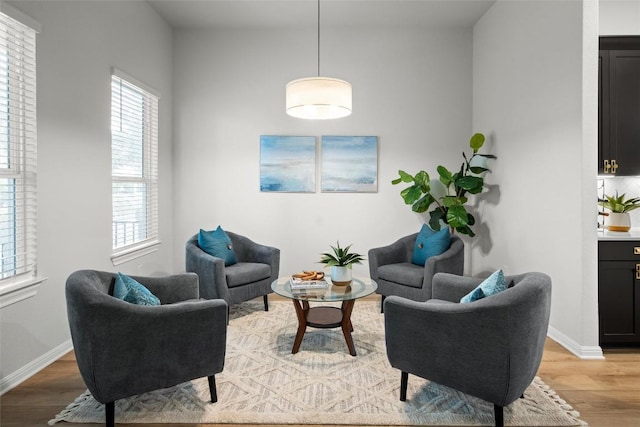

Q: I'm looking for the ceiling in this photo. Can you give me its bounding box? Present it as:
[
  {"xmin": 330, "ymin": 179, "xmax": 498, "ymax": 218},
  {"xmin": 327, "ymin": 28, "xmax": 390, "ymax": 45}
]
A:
[{"xmin": 147, "ymin": 0, "xmax": 495, "ymax": 30}]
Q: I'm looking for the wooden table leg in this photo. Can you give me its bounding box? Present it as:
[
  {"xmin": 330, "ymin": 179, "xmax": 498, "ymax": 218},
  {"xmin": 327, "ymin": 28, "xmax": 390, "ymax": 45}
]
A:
[
  {"xmin": 341, "ymin": 300, "xmax": 357, "ymax": 356},
  {"xmin": 291, "ymin": 299, "xmax": 309, "ymax": 354}
]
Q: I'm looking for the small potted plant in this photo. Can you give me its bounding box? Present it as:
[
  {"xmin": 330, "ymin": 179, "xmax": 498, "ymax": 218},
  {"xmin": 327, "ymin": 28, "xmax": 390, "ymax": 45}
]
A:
[
  {"xmin": 599, "ymin": 191, "xmax": 640, "ymax": 232},
  {"xmin": 319, "ymin": 241, "xmax": 365, "ymax": 286}
]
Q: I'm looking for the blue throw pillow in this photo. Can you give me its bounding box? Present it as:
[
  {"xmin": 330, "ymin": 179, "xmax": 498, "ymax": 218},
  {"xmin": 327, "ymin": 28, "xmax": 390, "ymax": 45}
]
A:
[
  {"xmin": 460, "ymin": 269, "xmax": 508, "ymax": 303},
  {"xmin": 113, "ymin": 273, "xmax": 161, "ymax": 306},
  {"xmin": 198, "ymin": 226, "xmax": 237, "ymax": 266},
  {"xmin": 411, "ymin": 225, "xmax": 451, "ymax": 266}
]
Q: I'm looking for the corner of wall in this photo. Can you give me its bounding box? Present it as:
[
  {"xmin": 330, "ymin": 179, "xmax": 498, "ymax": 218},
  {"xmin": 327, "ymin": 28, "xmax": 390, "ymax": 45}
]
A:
[
  {"xmin": 547, "ymin": 326, "xmax": 604, "ymax": 360},
  {"xmin": 0, "ymin": 339, "xmax": 73, "ymax": 395}
]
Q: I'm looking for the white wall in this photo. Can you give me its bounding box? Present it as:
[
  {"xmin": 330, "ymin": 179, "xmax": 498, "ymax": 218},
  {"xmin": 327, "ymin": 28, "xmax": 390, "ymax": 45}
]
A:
[
  {"xmin": 172, "ymin": 25, "xmax": 474, "ymax": 276},
  {"xmin": 472, "ymin": 0, "xmax": 601, "ymax": 357},
  {"xmin": 0, "ymin": 1, "xmax": 173, "ymax": 390},
  {"xmin": 600, "ymin": 0, "xmax": 640, "ymax": 34}
]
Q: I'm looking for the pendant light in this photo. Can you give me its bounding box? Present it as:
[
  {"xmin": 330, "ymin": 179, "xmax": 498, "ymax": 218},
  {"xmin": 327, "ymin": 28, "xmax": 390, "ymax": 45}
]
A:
[{"xmin": 286, "ymin": 0, "xmax": 352, "ymax": 120}]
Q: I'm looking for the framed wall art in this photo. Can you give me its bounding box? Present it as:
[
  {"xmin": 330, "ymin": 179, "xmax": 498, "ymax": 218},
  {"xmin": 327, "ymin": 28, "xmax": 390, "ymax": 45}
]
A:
[
  {"xmin": 321, "ymin": 136, "xmax": 378, "ymax": 193},
  {"xmin": 260, "ymin": 135, "xmax": 316, "ymax": 192}
]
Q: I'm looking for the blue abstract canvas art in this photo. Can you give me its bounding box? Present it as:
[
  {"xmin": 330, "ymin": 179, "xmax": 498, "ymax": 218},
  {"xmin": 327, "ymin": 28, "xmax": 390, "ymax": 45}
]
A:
[
  {"xmin": 321, "ymin": 136, "xmax": 378, "ymax": 192},
  {"xmin": 260, "ymin": 135, "xmax": 316, "ymax": 192}
]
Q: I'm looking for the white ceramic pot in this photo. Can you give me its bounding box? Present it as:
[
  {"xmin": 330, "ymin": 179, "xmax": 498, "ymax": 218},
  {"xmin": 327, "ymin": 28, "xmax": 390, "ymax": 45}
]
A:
[
  {"xmin": 607, "ymin": 212, "xmax": 631, "ymax": 232},
  {"xmin": 331, "ymin": 266, "xmax": 352, "ymax": 286}
]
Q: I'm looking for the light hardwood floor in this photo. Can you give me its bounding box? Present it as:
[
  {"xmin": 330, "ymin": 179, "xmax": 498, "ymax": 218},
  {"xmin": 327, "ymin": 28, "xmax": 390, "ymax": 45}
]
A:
[{"xmin": 1, "ymin": 309, "xmax": 639, "ymax": 426}]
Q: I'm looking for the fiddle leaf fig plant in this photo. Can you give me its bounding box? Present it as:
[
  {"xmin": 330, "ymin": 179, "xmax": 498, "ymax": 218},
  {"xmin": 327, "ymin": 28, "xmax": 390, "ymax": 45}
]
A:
[{"xmin": 392, "ymin": 132, "xmax": 496, "ymax": 237}]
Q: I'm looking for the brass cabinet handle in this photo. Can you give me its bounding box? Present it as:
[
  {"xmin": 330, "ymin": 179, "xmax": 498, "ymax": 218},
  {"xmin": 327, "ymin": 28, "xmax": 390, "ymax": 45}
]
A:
[
  {"xmin": 635, "ymin": 247, "xmax": 640, "ymax": 255},
  {"xmin": 604, "ymin": 159, "xmax": 611, "ymax": 173},
  {"xmin": 637, "ymin": 264, "xmax": 640, "ymax": 280},
  {"xmin": 611, "ymin": 159, "xmax": 618, "ymax": 174}
]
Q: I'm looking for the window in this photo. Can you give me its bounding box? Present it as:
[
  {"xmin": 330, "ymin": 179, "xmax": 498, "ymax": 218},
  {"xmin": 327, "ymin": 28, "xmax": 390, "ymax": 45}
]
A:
[
  {"xmin": 110, "ymin": 70, "xmax": 159, "ymax": 264},
  {"xmin": 0, "ymin": 11, "xmax": 37, "ymax": 286}
]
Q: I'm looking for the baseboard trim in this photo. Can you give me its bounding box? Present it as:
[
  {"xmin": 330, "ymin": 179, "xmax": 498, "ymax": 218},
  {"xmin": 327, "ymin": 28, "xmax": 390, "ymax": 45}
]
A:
[
  {"xmin": 0, "ymin": 339, "xmax": 73, "ymax": 395},
  {"xmin": 548, "ymin": 326, "xmax": 604, "ymax": 359}
]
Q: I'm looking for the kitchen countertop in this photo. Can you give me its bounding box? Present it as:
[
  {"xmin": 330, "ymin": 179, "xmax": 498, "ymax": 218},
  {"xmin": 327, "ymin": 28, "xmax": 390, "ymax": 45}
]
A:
[{"xmin": 597, "ymin": 227, "xmax": 640, "ymax": 240}]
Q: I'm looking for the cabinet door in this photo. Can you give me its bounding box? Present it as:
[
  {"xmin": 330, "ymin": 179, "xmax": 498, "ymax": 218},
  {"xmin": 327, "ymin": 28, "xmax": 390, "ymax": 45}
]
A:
[
  {"xmin": 598, "ymin": 50, "xmax": 610, "ymax": 175},
  {"xmin": 598, "ymin": 260, "xmax": 640, "ymax": 344},
  {"xmin": 608, "ymin": 50, "xmax": 640, "ymax": 176}
]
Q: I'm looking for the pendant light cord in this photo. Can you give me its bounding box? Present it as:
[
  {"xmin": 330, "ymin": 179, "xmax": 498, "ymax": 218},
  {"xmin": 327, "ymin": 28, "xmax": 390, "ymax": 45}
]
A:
[{"xmin": 317, "ymin": 0, "xmax": 320, "ymax": 77}]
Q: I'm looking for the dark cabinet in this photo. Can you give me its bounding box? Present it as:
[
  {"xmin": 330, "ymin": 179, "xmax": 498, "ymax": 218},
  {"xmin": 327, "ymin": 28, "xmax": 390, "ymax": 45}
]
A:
[
  {"xmin": 599, "ymin": 37, "xmax": 640, "ymax": 176},
  {"xmin": 598, "ymin": 241, "xmax": 640, "ymax": 345}
]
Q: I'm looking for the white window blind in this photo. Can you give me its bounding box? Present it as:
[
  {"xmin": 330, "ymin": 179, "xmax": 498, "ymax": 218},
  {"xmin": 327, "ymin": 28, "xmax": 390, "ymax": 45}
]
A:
[
  {"xmin": 111, "ymin": 72, "xmax": 158, "ymax": 254},
  {"xmin": 0, "ymin": 12, "xmax": 37, "ymax": 281}
]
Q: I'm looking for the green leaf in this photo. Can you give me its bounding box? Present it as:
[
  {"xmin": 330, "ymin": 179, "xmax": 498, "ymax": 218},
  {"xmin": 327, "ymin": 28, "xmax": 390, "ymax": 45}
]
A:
[
  {"xmin": 319, "ymin": 253, "xmax": 339, "ymax": 265},
  {"xmin": 429, "ymin": 209, "xmax": 445, "ymax": 231},
  {"xmin": 476, "ymin": 154, "xmax": 497, "ymax": 159},
  {"xmin": 457, "ymin": 225, "xmax": 475, "ymax": 237},
  {"xmin": 442, "ymin": 195, "xmax": 461, "ymax": 208},
  {"xmin": 414, "ymin": 170, "xmax": 430, "ymax": 189},
  {"xmin": 456, "ymin": 176, "xmax": 484, "ymax": 194},
  {"xmin": 466, "ymin": 212, "xmax": 476, "ymax": 226},
  {"xmin": 437, "ymin": 166, "xmax": 453, "ymax": 187},
  {"xmin": 412, "ymin": 194, "xmax": 435, "ymax": 213},
  {"xmin": 401, "ymin": 185, "xmax": 423, "ymax": 205},
  {"xmin": 447, "ymin": 205, "xmax": 469, "ymax": 228},
  {"xmin": 399, "ymin": 170, "xmax": 414, "ymax": 182},
  {"xmin": 469, "ymin": 166, "xmax": 490, "ymax": 174},
  {"xmin": 392, "ymin": 170, "xmax": 413, "ymax": 185},
  {"xmin": 469, "ymin": 133, "xmax": 485, "ymax": 153}
]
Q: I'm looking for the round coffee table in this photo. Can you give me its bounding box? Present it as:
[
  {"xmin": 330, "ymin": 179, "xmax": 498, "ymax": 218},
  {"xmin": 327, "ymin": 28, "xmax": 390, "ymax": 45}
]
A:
[{"xmin": 271, "ymin": 276, "xmax": 377, "ymax": 356}]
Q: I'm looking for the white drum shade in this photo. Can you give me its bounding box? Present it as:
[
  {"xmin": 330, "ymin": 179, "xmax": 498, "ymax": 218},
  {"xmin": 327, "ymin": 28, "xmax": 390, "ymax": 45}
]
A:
[{"xmin": 286, "ymin": 77, "xmax": 352, "ymax": 119}]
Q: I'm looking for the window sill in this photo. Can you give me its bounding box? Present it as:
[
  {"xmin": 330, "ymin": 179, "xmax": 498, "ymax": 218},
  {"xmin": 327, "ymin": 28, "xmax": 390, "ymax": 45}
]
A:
[
  {"xmin": 0, "ymin": 276, "xmax": 47, "ymax": 308},
  {"xmin": 111, "ymin": 239, "xmax": 161, "ymax": 266}
]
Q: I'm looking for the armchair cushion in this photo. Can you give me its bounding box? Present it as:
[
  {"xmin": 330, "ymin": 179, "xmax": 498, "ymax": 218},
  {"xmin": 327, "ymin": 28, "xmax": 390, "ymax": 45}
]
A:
[
  {"xmin": 378, "ymin": 263, "xmax": 424, "ymax": 288},
  {"xmin": 226, "ymin": 262, "xmax": 272, "ymax": 288},
  {"xmin": 198, "ymin": 226, "xmax": 237, "ymax": 266},
  {"xmin": 460, "ymin": 269, "xmax": 507, "ymax": 303},
  {"xmin": 113, "ymin": 273, "xmax": 160, "ymax": 306},
  {"xmin": 411, "ymin": 225, "xmax": 450, "ymax": 266}
]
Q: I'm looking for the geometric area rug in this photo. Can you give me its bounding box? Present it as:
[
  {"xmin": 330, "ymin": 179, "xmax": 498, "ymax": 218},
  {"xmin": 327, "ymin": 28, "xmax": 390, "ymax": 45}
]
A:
[{"xmin": 49, "ymin": 300, "xmax": 587, "ymax": 426}]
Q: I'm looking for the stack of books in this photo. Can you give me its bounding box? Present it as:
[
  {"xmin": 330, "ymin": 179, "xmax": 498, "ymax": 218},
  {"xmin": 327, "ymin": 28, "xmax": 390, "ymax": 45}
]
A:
[
  {"xmin": 289, "ymin": 275, "xmax": 328, "ymax": 297},
  {"xmin": 289, "ymin": 277, "xmax": 328, "ymax": 289}
]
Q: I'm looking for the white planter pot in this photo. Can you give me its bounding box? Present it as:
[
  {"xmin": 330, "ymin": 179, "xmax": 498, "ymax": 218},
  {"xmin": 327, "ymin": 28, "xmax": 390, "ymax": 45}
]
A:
[
  {"xmin": 331, "ymin": 266, "xmax": 352, "ymax": 286},
  {"xmin": 607, "ymin": 212, "xmax": 631, "ymax": 232}
]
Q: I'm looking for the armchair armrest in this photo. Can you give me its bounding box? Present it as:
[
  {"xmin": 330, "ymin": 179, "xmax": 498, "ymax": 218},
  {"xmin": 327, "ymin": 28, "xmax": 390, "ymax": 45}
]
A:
[
  {"xmin": 77, "ymin": 297, "xmax": 228, "ymax": 403},
  {"xmin": 134, "ymin": 273, "xmax": 200, "ymax": 304},
  {"xmin": 368, "ymin": 233, "xmax": 416, "ymax": 279},
  {"xmin": 228, "ymin": 232, "xmax": 280, "ymax": 270},
  {"xmin": 185, "ymin": 236, "xmax": 229, "ymax": 301}
]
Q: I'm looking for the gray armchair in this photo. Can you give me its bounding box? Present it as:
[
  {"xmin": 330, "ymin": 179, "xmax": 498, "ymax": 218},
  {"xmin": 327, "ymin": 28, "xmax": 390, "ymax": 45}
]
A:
[
  {"xmin": 384, "ymin": 272, "xmax": 552, "ymax": 427},
  {"xmin": 186, "ymin": 231, "xmax": 280, "ymax": 310},
  {"xmin": 65, "ymin": 270, "xmax": 228, "ymax": 427},
  {"xmin": 368, "ymin": 233, "xmax": 464, "ymax": 311}
]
